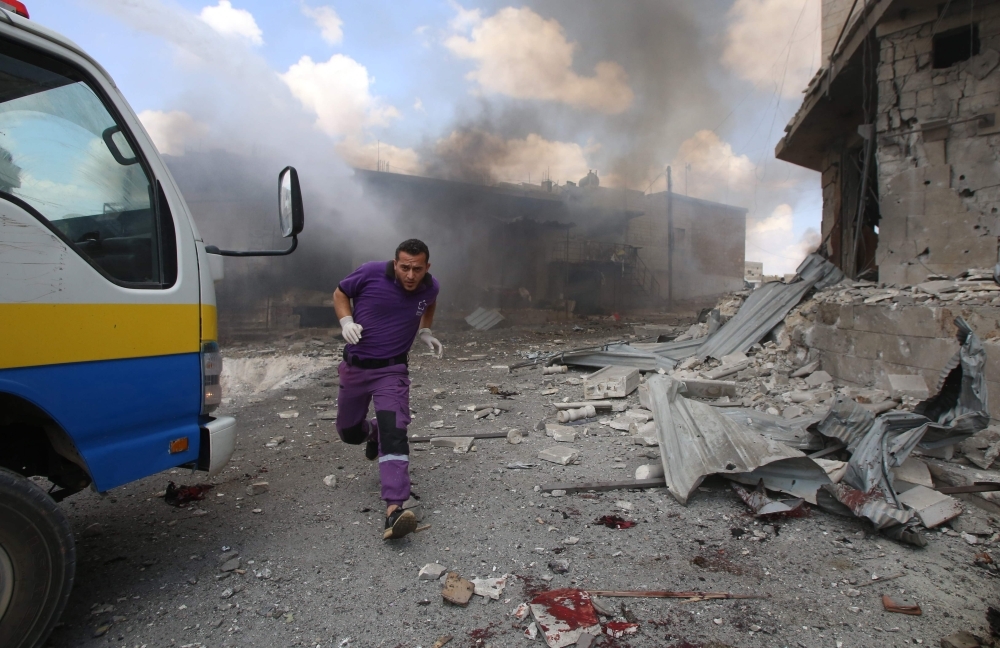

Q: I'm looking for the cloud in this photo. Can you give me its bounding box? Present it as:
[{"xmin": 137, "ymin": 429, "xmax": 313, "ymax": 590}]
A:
[
  {"xmin": 302, "ymin": 4, "xmax": 343, "ymax": 45},
  {"xmin": 429, "ymin": 129, "xmax": 591, "ymax": 185},
  {"xmin": 413, "ymin": 97, "xmax": 424, "ymax": 112},
  {"xmin": 138, "ymin": 110, "xmax": 210, "ymax": 155},
  {"xmin": 671, "ymin": 130, "xmax": 756, "ymax": 203},
  {"xmin": 746, "ymin": 203, "xmax": 819, "ymax": 275},
  {"xmin": 198, "ymin": 0, "xmax": 263, "ymax": 45},
  {"xmin": 445, "ymin": 6, "xmax": 634, "ymax": 114},
  {"xmin": 280, "ymin": 54, "xmax": 400, "ymax": 139},
  {"xmin": 722, "ymin": 0, "xmax": 821, "ymax": 98}
]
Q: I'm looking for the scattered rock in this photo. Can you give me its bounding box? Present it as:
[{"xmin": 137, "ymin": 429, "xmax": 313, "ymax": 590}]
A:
[
  {"xmin": 419, "ymin": 563, "xmax": 447, "ymax": 580},
  {"xmin": 246, "ymin": 482, "xmax": 269, "ymax": 496}
]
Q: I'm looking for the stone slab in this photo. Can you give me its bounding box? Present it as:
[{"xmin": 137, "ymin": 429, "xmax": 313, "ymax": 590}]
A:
[
  {"xmin": 539, "ymin": 447, "xmax": 579, "ymax": 465},
  {"xmin": 897, "ymin": 485, "xmax": 962, "ymax": 528}
]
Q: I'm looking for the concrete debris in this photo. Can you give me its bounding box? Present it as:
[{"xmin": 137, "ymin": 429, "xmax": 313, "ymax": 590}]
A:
[
  {"xmin": 553, "ymin": 401, "xmax": 613, "ymax": 410},
  {"xmin": 528, "ymin": 589, "xmax": 601, "ymax": 648},
  {"xmin": 543, "ymin": 365, "xmax": 568, "ymax": 374},
  {"xmin": 322, "ymin": 475, "xmax": 337, "ymax": 488},
  {"xmin": 277, "ymin": 410, "xmax": 298, "ymax": 419},
  {"xmin": 506, "ymin": 429, "xmax": 524, "ymax": 444},
  {"xmin": 940, "ymin": 630, "xmax": 983, "ymax": 648},
  {"xmin": 245, "ymin": 482, "xmax": 269, "ymax": 496},
  {"xmin": 583, "ymin": 366, "xmax": 639, "ymax": 399},
  {"xmin": 679, "ymin": 378, "xmax": 737, "ymax": 399},
  {"xmin": 552, "ymin": 429, "xmax": 577, "ymax": 443},
  {"xmin": 557, "ymin": 405, "xmax": 595, "ymax": 423},
  {"xmin": 545, "ymin": 423, "xmax": 575, "ymax": 437},
  {"xmin": 897, "ymin": 485, "xmax": 963, "ymax": 529},
  {"xmin": 418, "ymin": 563, "xmax": 447, "ymax": 580},
  {"xmin": 441, "ymin": 572, "xmax": 475, "ymax": 606},
  {"xmin": 887, "ymin": 374, "xmax": 931, "ymax": 400},
  {"xmin": 634, "ymin": 463, "xmax": 664, "ymax": 480},
  {"xmin": 804, "ymin": 370, "xmax": 832, "ymax": 387},
  {"xmin": 430, "ymin": 436, "xmax": 474, "ymax": 453},
  {"xmin": 471, "ymin": 574, "xmax": 508, "ymax": 599},
  {"xmin": 538, "ymin": 447, "xmax": 579, "ymax": 465}
]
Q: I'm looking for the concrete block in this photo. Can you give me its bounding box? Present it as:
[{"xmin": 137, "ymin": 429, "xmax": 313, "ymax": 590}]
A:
[
  {"xmin": 538, "ymin": 446, "xmax": 579, "ymax": 465},
  {"xmin": 546, "ymin": 423, "xmax": 575, "ymax": 438},
  {"xmin": 552, "ymin": 429, "xmax": 577, "ymax": 443},
  {"xmin": 583, "ymin": 366, "xmax": 640, "ymax": 400},
  {"xmin": 897, "ymin": 485, "xmax": 963, "ymax": 528},
  {"xmin": 720, "ymin": 351, "xmax": 749, "ymax": 366},
  {"xmin": 638, "ymin": 383, "xmax": 651, "ymax": 410},
  {"xmin": 887, "ymin": 374, "xmax": 931, "ymax": 399},
  {"xmin": 680, "ymin": 379, "xmax": 737, "ymax": 399}
]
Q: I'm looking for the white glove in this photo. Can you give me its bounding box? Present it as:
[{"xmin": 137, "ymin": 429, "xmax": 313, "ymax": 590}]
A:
[
  {"xmin": 417, "ymin": 328, "xmax": 443, "ymax": 358},
  {"xmin": 340, "ymin": 316, "xmax": 363, "ymax": 345}
]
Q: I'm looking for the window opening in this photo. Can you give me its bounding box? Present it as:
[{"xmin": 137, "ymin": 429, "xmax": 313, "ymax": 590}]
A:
[
  {"xmin": 0, "ymin": 40, "xmax": 175, "ymax": 288},
  {"xmin": 933, "ymin": 24, "xmax": 980, "ymax": 69}
]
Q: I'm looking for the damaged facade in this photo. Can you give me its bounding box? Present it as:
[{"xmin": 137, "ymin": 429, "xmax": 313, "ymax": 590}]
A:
[
  {"xmin": 775, "ymin": 0, "xmax": 1000, "ymax": 423},
  {"xmin": 777, "ymin": 0, "xmax": 1000, "ymax": 283}
]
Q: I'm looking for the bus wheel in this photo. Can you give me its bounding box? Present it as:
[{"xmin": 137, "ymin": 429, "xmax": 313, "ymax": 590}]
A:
[{"xmin": 0, "ymin": 467, "xmax": 75, "ymax": 648}]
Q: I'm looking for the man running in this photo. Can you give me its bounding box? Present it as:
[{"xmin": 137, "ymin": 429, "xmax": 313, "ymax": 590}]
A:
[{"xmin": 333, "ymin": 239, "xmax": 442, "ymax": 540}]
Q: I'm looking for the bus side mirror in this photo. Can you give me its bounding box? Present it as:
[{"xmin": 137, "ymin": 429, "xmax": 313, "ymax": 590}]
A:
[{"xmin": 279, "ymin": 166, "xmax": 304, "ymax": 238}]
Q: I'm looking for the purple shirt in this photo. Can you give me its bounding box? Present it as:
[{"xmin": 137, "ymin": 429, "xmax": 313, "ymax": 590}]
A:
[{"xmin": 338, "ymin": 260, "xmax": 440, "ymax": 361}]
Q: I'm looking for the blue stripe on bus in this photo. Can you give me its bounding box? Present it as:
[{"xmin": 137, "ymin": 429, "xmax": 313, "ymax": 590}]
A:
[{"xmin": 0, "ymin": 353, "xmax": 202, "ymax": 491}]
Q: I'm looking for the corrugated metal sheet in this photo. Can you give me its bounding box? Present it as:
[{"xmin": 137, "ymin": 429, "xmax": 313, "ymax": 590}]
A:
[
  {"xmin": 465, "ymin": 307, "xmax": 504, "ymax": 331},
  {"xmin": 695, "ymin": 254, "xmax": 844, "ymax": 360},
  {"xmin": 647, "ymin": 375, "xmax": 829, "ymax": 505},
  {"xmin": 720, "ymin": 409, "xmax": 824, "ymax": 451},
  {"xmin": 553, "ymin": 344, "xmax": 676, "ymax": 372},
  {"xmin": 816, "ymin": 398, "xmax": 875, "ymax": 450}
]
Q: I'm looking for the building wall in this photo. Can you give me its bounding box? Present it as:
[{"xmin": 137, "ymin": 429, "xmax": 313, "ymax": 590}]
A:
[
  {"xmin": 875, "ymin": 4, "xmax": 1000, "ymax": 284},
  {"xmin": 629, "ymin": 193, "xmax": 747, "ymax": 304}
]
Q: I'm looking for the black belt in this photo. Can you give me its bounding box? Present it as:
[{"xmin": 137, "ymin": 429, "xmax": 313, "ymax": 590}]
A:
[{"xmin": 343, "ymin": 349, "xmax": 408, "ymax": 369}]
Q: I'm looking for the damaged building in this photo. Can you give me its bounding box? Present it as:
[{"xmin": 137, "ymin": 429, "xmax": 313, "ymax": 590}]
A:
[
  {"xmin": 775, "ymin": 0, "xmax": 1000, "ymax": 422},
  {"xmin": 354, "ymin": 168, "xmax": 747, "ymax": 319}
]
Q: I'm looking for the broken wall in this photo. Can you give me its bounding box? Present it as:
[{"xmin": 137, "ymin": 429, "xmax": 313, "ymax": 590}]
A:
[
  {"xmin": 806, "ymin": 300, "xmax": 1000, "ymax": 421},
  {"xmin": 875, "ymin": 3, "xmax": 1000, "ymax": 285}
]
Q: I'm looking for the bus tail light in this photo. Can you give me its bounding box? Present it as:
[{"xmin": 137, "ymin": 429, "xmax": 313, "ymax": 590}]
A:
[{"xmin": 201, "ymin": 341, "xmax": 222, "ymax": 414}]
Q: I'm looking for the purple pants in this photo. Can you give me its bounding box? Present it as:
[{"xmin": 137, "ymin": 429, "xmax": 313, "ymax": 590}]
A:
[{"xmin": 335, "ymin": 361, "xmax": 411, "ymax": 507}]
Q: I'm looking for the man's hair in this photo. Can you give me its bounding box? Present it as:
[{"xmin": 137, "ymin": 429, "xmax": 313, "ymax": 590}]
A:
[{"xmin": 395, "ymin": 238, "xmax": 430, "ymax": 262}]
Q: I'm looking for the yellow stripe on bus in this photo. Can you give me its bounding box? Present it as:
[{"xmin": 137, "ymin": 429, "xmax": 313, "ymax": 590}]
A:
[
  {"xmin": 201, "ymin": 304, "xmax": 218, "ymax": 342},
  {"xmin": 0, "ymin": 303, "xmax": 201, "ymax": 370}
]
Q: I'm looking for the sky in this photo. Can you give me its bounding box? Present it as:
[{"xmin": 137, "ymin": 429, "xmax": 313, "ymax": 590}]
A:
[{"xmin": 31, "ymin": 0, "xmax": 825, "ymax": 275}]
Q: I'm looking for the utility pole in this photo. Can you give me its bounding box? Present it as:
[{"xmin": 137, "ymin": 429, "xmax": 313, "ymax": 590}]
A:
[{"xmin": 667, "ymin": 166, "xmax": 674, "ymax": 311}]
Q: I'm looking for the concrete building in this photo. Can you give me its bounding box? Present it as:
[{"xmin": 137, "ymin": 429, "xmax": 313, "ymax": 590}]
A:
[
  {"xmin": 744, "ymin": 261, "xmax": 764, "ymax": 286},
  {"xmin": 777, "ymin": 0, "xmax": 1000, "ymax": 418},
  {"xmin": 777, "ymin": 0, "xmax": 1000, "ymax": 283},
  {"xmin": 354, "ymin": 169, "xmax": 747, "ymax": 317}
]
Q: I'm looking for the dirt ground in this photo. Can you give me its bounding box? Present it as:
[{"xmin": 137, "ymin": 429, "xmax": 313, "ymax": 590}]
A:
[{"xmin": 45, "ymin": 323, "xmax": 999, "ymax": 648}]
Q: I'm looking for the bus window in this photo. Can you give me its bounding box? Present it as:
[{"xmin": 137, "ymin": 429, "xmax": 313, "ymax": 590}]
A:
[{"xmin": 0, "ymin": 42, "xmax": 175, "ymax": 287}]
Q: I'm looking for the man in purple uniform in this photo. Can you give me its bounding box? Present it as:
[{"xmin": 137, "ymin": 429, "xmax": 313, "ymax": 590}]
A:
[{"xmin": 332, "ymin": 239, "xmax": 442, "ymax": 540}]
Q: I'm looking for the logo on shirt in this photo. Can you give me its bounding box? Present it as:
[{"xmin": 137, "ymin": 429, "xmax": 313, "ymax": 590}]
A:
[{"xmin": 417, "ymin": 300, "xmax": 428, "ymax": 317}]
